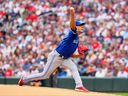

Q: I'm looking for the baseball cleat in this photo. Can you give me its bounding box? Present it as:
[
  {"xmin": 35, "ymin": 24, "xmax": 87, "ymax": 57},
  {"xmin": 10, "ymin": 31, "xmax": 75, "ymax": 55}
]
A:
[
  {"xmin": 75, "ymin": 86, "xmax": 89, "ymax": 92},
  {"xmin": 18, "ymin": 77, "xmax": 24, "ymax": 86}
]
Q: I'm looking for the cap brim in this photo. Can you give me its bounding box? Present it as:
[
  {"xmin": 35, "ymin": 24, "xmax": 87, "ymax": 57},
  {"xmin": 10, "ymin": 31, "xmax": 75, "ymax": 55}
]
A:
[{"xmin": 76, "ymin": 22, "xmax": 85, "ymax": 26}]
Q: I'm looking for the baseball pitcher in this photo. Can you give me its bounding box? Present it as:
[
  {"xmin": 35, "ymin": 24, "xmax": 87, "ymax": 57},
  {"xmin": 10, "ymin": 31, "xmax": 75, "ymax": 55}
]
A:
[{"xmin": 18, "ymin": 7, "xmax": 89, "ymax": 92}]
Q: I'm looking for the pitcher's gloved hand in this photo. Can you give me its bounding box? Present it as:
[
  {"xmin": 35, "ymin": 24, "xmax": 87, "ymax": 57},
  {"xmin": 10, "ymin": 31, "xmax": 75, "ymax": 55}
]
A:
[{"xmin": 78, "ymin": 45, "xmax": 89, "ymax": 56}]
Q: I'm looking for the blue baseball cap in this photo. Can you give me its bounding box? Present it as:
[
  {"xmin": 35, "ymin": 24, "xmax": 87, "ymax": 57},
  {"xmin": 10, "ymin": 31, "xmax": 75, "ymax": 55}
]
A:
[{"xmin": 75, "ymin": 20, "xmax": 85, "ymax": 26}]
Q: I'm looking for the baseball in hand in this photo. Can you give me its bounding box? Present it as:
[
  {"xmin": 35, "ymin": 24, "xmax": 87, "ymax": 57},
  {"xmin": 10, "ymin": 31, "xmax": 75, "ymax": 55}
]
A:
[
  {"xmin": 70, "ymin": 7, "xmax": 74, "ymax": 10},
  {"xmin": 70, "ymin": 7, "xmax": 75, "ymax": 13}
]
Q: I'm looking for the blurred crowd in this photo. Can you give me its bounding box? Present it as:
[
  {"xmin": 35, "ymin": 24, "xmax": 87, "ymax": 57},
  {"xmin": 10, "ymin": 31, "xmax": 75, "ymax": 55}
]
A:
[{"xmin": 0, "ymin": 0, "xmax": 128, "ymax": 78}]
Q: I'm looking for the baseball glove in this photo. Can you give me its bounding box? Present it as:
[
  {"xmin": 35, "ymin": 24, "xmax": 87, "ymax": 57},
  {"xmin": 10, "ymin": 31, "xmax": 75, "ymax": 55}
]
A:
[{"xmin": 78, "ymin": 45, "xmax": 89, "ymax": 55}]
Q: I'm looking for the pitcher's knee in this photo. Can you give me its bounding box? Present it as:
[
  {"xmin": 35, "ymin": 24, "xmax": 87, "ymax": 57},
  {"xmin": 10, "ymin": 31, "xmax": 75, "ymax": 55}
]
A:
[{"xmin": 71, "ymin": 67, "xmax": 78, "ymax": 73}]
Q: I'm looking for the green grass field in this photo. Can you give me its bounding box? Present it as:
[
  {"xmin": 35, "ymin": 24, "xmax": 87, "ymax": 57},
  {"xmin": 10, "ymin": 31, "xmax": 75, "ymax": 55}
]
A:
[{"xmin": 115, "ymin": 93, "xmax": 128, "ymax": 96}]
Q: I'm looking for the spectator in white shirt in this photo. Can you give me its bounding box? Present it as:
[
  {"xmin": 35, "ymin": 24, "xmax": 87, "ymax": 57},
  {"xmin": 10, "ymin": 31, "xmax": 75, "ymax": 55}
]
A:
[
  {"xmin": 95, "ymin": 67, "xmax": 107, "ymax": 78},
  {"xmin": 117, "ymin": 69, "xmax": 128, "ymax": 78}
]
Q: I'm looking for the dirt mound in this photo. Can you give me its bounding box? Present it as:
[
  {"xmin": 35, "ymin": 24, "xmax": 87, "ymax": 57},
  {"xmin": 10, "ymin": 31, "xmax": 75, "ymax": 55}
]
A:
[{"xmin": 0, "ymin": 85, "xmax": 118, "ymax": 96}]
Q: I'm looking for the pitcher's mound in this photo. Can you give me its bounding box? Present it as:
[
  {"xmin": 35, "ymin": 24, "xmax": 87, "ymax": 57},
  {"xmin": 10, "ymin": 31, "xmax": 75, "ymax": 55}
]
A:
[{"xmin": 0, "ymin": 85, "xmax": 117, "ymax": 96}]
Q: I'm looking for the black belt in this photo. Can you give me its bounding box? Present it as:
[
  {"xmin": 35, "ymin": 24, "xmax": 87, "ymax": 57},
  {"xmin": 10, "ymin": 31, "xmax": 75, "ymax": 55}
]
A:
[{"xmin": 59, "ymin": 55, "xmax": 68, "ymax": 59}]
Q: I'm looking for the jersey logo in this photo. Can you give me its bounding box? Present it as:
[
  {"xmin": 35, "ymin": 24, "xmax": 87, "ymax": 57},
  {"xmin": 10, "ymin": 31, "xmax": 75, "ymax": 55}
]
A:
[{"xmin": 73, "ymin": 40, "xmax": 78, "ymax": 44}]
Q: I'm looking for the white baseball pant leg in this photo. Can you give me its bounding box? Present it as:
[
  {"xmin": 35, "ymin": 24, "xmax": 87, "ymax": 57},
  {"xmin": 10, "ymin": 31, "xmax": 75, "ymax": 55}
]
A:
[
  {"xmin": 24, "ymin": 50, "xmax": 62, "ymax": 83},
  {"xmin": 62, "ymin": 59, "xmax": 83, "ymax": 87}
]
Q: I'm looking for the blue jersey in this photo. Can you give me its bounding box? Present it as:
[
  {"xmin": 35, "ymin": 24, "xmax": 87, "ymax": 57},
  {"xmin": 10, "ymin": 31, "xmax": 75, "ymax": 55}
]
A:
[{"xmin": 56, "ymin": 29, "xmax": 78, "ymax": 58}]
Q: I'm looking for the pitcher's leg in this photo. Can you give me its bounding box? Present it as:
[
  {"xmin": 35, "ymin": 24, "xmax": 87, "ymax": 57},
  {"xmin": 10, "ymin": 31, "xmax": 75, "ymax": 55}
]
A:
[
  {"xmin": 24, "ymin": 52, "xmax": 62, "ymax": 83},
  {"xmin": 62, "ymin": 59, "xmax": 83, "ymax": 87}
]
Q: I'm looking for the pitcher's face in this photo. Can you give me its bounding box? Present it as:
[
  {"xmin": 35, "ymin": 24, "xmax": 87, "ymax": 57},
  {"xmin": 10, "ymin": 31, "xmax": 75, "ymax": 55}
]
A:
[{"xmin": 76, "ymin": 25, "xmax": 84, "ymax": 35}]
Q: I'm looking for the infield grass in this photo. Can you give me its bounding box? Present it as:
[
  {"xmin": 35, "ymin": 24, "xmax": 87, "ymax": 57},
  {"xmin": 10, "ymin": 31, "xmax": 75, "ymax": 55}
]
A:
[{"xmin": 116, "ymin": 93, "xmax": 128, "ymax": 96}]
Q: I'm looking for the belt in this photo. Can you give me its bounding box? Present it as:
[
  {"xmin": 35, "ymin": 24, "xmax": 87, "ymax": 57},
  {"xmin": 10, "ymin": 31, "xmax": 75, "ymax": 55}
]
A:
[{"xmin": 59, "ymin": 55, "xmax": 68, "ymax": 59}]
